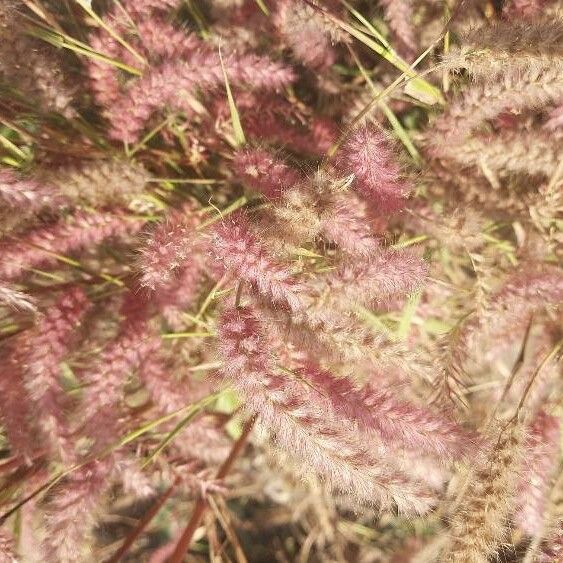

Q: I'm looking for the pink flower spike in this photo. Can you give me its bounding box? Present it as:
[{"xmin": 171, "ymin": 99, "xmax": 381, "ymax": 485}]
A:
[
  {"xmin": 299, "ymin": 362, "xmax": 473, "ymax": 461},
  {"xmin": 137, "ymin": 205, "xmax": 202, "ymax": 292},
  {"xmin": 217, "ymin": 306, "xmax": 435, "ymax": 513},
  {"xmin": 336, "ymin": 124, "xmax": 410, "ymax": 214},
  {"xmin": 378, "ymin": 0, "xmax": 418, "ymax": 61},
  {"xmin": 320, "ymin": 192, "xmax": 379, "ymax": 257},
  {"xmin": 516, "ymin": 410, "xmax": 560, "ymax": 536},
  {"xmin": 0, "ymin": 528, "xmax": 16, "ymax": 563},
  {"xmin": 0, "ymin": 358, "xmax": 35, "ymax": 460},
  {"xmin": 233, "ymin": 148, "xmax": 301, "ymax": 199},
  {"xmin": 0, "ymin": 210, "xmax": 143, "ymax": 281},
  {"xmin": 211, "ymin": 213, "xmax": 305, "ymax": 312},
  {"xmin": 23, "ymin": 288, "xmax": 91, "ymax": 460},
  {"xmin": 545, "ymin": 104, "xmax": 563, "ymax": 130},
  {"xmin": 328, "ymin": 247, "xmax": 428, "ymax": 307}
]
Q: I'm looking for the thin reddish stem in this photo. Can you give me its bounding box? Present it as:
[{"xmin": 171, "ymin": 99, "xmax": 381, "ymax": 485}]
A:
[
  {"xmin": 168, "ymin": 415, "xmax": 256, "ymax": 563},
  {"xmin": 107, "ymin": 477, "xmax": 181, "ymax": 563}
]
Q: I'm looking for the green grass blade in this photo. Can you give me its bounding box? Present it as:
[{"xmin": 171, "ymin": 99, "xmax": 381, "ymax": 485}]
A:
[{"xmin": 218, "ymin": 47, "xmax": 246, "ymax": 147}]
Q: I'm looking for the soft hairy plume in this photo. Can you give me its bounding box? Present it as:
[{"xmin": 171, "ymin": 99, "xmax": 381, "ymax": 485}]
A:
[
  {"xmin": 274, "ymin": 0, "xmax": 343, "ymax": 69},
  {"xmin": 299, "ymin": 362, "xmax": 472, "ymax": 461},
  {"xmin": 444, "ymin": 18, "xmax": 563, "ymax": 76},
  {"xmin": 211, "ymin": 213, "xmax": 305, "ymax": 312},
  {"xmin": 122, "ymin": 0, "xmax": 181, "ymax": 16},
  {"xmin": 137, "ymin": 204, "xmax": 202, "ymax": 291},
  {"xmin": 439, "ymin": 129, "xmax": 563, "ymax": 179},
  {"xmin": 51, "ymin": 160, "xmax": 150, "ymax": 207},
  {"xmin": 0, "ymin": 355, "xmax": 35, "ymax": 460},
  {"xmin": 22, "ymin": 288, "xmax": 90, "ymax": 461},
  {"xmin": 80, "ymin": 302, "xmax": 155, "ymax": 448},
  {"xmin": 155, "ymin": 262, "xmax": 206, "ymax": 330},
  {"xmin": 326, "ymin": 247, "xmax": 428, "ymax": 307},
  {"xmin": 137, "ymin": 352, "xmax": 188, "ymax": 415},
  {"xmin": 429, "ymin": 65, "xmax": 563, "ymax": 148},
  {"xmin": 379, "ymin": 0, "xmax": 418, "ymax": 61},
  {"xmin": 319, "ymin": 196, "xmax": 379, "ymax": 256},
  {"xmin": 233, "ymin": 148, "xmax": 301, "ymax": 199},
  {"xmin": 503, "ymin": 0, "xmax": 555, "ymax": 19},
  {"xmin": 444, "ymin": 423, "xmax": 524, "ymax": 562},
  {"xmin": 0, "ymin": 283, "xmax": 36, "ymax": 313},
  {"xmin": 0, "ymin": 168, "xmax": 55, "ymax": 211},
  {"xmin": 0, "ymin": 210, "xmax": 142, "ymax": 281},
  {"xmin": 43, "ymin": 461, "xmax": 109, "ymax": 563},
  {"xmin": 545, "ymin": 103, "xmax": 563, "ymax": 129},
  {"xmin": 537, "ymin": 523, "xmax": 563, "ymax": 562},
  {"xmin": 336, "ymin": 124, "xmax": 409, "ymax": 214},
  {"xmin": 515, "ymin": 410, "xmax": 561, "ymax": 536},
  {"xmin": 107, "ymin": 53, "xmax": 295, "ymax": 142},
  {"xmin": 0, "ymin": 28, "xmax": 75, "ymax": 117},
  {"xmin": 217, "ymin": 306, "xmax": 435, "ymax": 513}
]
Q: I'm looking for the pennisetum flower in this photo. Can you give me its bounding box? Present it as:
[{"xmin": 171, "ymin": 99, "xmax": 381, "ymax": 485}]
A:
[
  {"xmin": 217, "ymin": 306, "xmax": 436, "ymax": 513},
  {"xmin": 336, "ymin": 124, "xmax": 410, "ymax": 214},
  {"xmin": 211, "ymin": 213, "xmax": 305, "ymax": 312}
]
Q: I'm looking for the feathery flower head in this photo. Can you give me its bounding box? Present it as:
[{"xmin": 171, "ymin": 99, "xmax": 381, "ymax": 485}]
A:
[
  {"xmin": 328, "ymin": 247, "xmax": 428, "ymax": 307},
  {"xmin": 233, "ymin": 148, "xmax": 301, "ymax": 199},
  {"xmin": 211, "ymin": 213, "xmax": 305, "ymax": 312},
  {"xmin": 52, "ymin": 160, "xmax": 150, "ymax": 207},
  {"xmin": 137, "ymin": 203, "xmax": 203, "ymax": 291},
  {"xmin": 217, "ymin": 306, "xmax": 435, "ymax": 513},
  {"xmin": 336, "ymin": 124, "xmax": 409, "ymax": 214},
  {"xmin": 0, "ymin": 210, "xmax": 143, "ymax": 281}
]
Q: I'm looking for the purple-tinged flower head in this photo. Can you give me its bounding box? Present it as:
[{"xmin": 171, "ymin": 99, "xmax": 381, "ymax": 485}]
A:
[
  {"xmin": 0, "ymin": 168, "xmax": 56, "ymax": 211},
  {"xmin": 52, "ymin": 160, "xmax": 150, "ymax": 207},
  {"xmin": 217, "ymin": 305, "xmax": 269, "ymax": 381},
  {"xmin": 113, "ymin": 457, "xmax": 154, "ymax": 498},
  {"xmin": 233, "ymin": 148, "xmax": 301, "ymax": 199},
  {"xmin": 211, "ymin": 213, "xmax": 305, "ymax": 312},
  {"xmin": 298, "ymin": 362, "xmax": 473, "ymax": 461},
  {"xmin": 446, "ymin": 423, "xmax": 524, "ymax": 561},
  {"xmin": 378, "ymin": 0, "xmax": 418, "ymax": 61},
  {"xmin": 498, "ymin": 268, "xmax": 563, "ymax": 303},
  {"xmin": 137, "ymin": 203, "xmax": 203, "ymax": 292},
  {"xmin": 213, "ymin": 92, "xmax": 337, "ymax": 157},
  {"xmin": 516, "ymin": 410, "xmax": 560, "ymax": 536},
  {"xmin": 327, "ymin": 247, "xmax": 428, "ymax": 307},
  {"xmin": 537, "ymin": 523, "xmax": 563, "ymax": 563},
  {"xmin": 107, "ymin": 52, "xmax": 295, "ymax": 143},
  {"xmin": 87, "ymin": 28, "xmax": 131, "ymax": 108},
  {"xmin": 503, "ymin": 0, "xmax": 554, "ymax": 18},
  {"xmin": 319, "ymin": 192, "xmax": 379, "ymax": 257},
  {"xmin": 80, "ymin": 294, "xmax": 187, "ymax": 439},
  {"xmin": 0, "ymin": 210, "xmax": 143, "ymax": 281},
  {"xmin": 0, "ymin": 355, "xmax": 35, "ymax": 460},
  {"xmin": 155, "ymin": 262, "xmax": 205, "ymax": 330},
  {"xmin": 274, "ymin": 0, "xmax": 342, "ymax": 69},
  {"xmin": 336, "ymin": 124, "xmax": 410, "ymax": 214},
  {"xmin": 43, "ymin": 460, "xmax": 109, "ymax": 563},
  {"xmin": 79, "ymin": 296, "xmax": 155, "ymax": 447},
  {"xmin": 217, "ymin": 306, "xmax": 435, "ymax": 513},
  {"xmin": 137, "ymin": 347, "xmax": 189, "ymax": 415},
  {"xmin": 22, "ymin": 287, "xmax": 91, "ymax": 460},
  {"xmin": 136, "ymin": 19, "xmax": 201, "ymax": 60}
]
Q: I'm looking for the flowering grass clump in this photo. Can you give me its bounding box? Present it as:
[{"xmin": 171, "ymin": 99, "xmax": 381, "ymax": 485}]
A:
[{"xmin": 0, "ymin": 1, "xmax": 561, "ymax": 562}]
